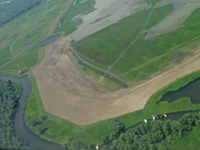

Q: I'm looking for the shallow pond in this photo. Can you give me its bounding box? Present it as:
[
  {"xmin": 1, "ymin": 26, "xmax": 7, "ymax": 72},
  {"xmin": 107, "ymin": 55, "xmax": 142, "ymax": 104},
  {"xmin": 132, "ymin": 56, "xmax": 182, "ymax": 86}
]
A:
[
  {"xmin": 28, "ymin": 36, "xmax": 59, "ymax": 50},
  {"xmin": 160, "ymin": 77, "xmax": 200, "ymax": 103}
]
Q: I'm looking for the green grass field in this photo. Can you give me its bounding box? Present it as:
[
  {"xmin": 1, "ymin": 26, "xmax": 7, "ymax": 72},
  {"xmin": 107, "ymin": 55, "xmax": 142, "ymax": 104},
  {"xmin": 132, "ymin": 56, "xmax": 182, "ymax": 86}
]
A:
[
  {"xmin": 112, "ymin": 7, "xmax": 200, "ymax": 82},
  {"xmin": 0, "ymin": 31, "xmax": 19, "ymax": 65},
  {"xmin": 72, "ymin": 4, "xmax": 200, "ymax": 82},
  {"xmin": 0, "ymin": 46, "xmax": 42, "ymax": 71},
  {"xmin": 72, "ymin": 9, "xmax": 150, "ymax": 69}
]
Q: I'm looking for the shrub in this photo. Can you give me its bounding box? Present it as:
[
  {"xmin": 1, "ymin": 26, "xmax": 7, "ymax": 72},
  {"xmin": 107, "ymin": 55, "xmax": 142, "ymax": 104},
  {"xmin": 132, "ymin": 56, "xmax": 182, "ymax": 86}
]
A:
[
  {"xmin": 102, "ymin": 135, "xmax": 109, "ymax": 144},
  {"xmin": 71, "ymin": 140, "xmax": 81, "ymax": 149},
  {"xmin": 109, "ymin": 133, "xmax": 116, "ymax": 140},
  {"xmin": 101, "ymin": 145, "xmax": 109, "ymax": 150},
  {"xmin": 110, "ymin": 120, "xmax": 125, "ymax": 135},
  {"xmin": 37, "ymin": 124, "xmax": 45, "ymax": 134},
  {"xmin": 39, "ymin": 115, "xmax": 47, "ymax": 121},
  {"xmin": 196, "ymin": 120, "xmax": 200, "ymax": 127},
  {"xmin": 62, "ymin": 143, "xmax": 68, "ymax": 149},
  {"xmin": 28, "ymin": 118, "xmax": 39, "ymax": 127},
  {"xmin": 66, "ymin": 136, "xmax": 73, "ymax": 142}
]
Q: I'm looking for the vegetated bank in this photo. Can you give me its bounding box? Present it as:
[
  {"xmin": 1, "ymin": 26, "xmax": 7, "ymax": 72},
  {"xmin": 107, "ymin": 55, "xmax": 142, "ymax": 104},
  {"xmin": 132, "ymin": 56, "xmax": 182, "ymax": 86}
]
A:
[
  {"xmin": 0, "ymin": 79, "xmax": 26, "ymax": 149},
  {"xmin": 0, "ymin": 76, "xmax": 66, "ymax": 150},
  {"xmin": 23, "ymin": 68, "xmax": 200, "ymax": 146},
  {"xmin": 100, "ymin": 111, "xmax": 200, "ymax": 150}
]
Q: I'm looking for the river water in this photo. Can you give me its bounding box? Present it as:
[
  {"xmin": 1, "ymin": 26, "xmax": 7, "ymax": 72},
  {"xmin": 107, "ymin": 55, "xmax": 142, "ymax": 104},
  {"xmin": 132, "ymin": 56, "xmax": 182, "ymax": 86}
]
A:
[
  {"xmin": 0, "ymin": 76, "xmax": 63, "ymax": 150},
  {"xmin": 28, "ymin": 36, "xmax": 59, "ymax": 50},
  {"xmin": 0, "ymin": 75, "xmax": 200, "ymax": 149}
]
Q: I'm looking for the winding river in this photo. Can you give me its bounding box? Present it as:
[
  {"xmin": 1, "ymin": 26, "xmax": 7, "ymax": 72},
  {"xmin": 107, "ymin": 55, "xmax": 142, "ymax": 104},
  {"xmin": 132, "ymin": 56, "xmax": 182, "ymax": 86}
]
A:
[
  {"xmin": 0, "ymin": 76, "xmax": 64, "ymax": 150},
  {"xmin": 0, "ymin": 75, "xmax": 200, "ymax": 149}
]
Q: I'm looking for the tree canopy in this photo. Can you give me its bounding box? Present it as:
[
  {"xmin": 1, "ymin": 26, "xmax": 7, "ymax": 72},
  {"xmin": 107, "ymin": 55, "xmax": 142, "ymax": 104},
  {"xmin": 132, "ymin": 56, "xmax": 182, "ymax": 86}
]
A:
[
  {"xmin": 0, "ymin": 79, "xmax": 26, "ymax": 149},
  {"xmin": 104, "ymin": 112, "xmax": 200, "ymax": 150},
  {"xmin": 0, "ymin": 0, "xmax": 44, "ymax": 26}
]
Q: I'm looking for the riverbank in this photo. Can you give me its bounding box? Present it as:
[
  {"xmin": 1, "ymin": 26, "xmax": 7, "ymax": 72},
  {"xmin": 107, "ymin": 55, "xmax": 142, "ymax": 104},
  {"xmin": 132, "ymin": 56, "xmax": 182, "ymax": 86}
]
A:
[
  {"xmin": 23, "ymin": 69, "xmax": 200, "ymax": 145},
  {"xmin": 1, "ymin": 71, "xmax": 200, "ymax": 149},
  {"xmin": 0, "ymin": 75, "xmax": 64, "ymax": 150}
]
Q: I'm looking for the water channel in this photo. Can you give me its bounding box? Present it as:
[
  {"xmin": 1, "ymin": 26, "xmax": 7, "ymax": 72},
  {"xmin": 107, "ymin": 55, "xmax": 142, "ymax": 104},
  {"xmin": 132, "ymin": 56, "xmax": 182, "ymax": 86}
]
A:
[
  {"xmin": 28, "ymin": 36, "xmax": 59, "ymax": 50},
  {"xmin": 0, "ymin": 76, "xmax": 64, "ymax": 150},
  {"xmin": 0, "ymin": 75, "xmax": 200, "ymax": 149}
]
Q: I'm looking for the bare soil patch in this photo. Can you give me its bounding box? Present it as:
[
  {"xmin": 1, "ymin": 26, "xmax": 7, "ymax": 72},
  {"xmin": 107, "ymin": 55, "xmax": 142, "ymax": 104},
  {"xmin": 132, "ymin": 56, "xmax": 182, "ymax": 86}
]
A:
[{"xmin": 32, "ymin": 34, "xmax": 200, "ymax": 125}]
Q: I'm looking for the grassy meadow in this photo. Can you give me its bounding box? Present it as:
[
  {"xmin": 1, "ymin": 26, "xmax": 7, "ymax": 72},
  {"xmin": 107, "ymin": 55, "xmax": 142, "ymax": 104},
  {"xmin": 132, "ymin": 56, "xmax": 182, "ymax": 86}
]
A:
[
  {"xmin": 72, "ymin": 9, "xmax": 150, "ymax": 69},
  {"xmin": 72, "ymin": 4, "xmax": 200, "ymax": 82},
  {"xmin": 0, "ymin": 31, "xmax": 20, "ymax": 65},
  {"xmin": 112, "ymin": 7, "xmax": 200, "ymax": 82},
  {"xmin": 72, "ymin": 3, "xmax": 173, "ymax": 70}
]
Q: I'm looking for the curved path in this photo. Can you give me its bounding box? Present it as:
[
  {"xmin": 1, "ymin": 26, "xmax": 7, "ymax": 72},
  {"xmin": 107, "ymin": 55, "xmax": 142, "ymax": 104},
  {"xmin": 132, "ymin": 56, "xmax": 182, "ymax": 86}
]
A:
[{"xmin": 69, "ymin": 46, "xmax": 129, "ymax": 86}]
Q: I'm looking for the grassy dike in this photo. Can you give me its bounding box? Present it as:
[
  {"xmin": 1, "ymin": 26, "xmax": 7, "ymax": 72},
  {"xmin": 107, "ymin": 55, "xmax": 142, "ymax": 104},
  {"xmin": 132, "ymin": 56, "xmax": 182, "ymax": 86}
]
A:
[{"xmin": 23, "ymin": 70, "xmax": 200, "ymax": 146}]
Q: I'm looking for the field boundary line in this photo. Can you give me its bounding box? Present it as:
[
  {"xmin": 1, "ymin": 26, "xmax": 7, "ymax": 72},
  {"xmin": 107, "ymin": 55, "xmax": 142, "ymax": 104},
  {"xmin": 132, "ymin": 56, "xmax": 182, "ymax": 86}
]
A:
[{"xmin": 103, "ymin": 2, "xmax": 159, "ymax": 76}]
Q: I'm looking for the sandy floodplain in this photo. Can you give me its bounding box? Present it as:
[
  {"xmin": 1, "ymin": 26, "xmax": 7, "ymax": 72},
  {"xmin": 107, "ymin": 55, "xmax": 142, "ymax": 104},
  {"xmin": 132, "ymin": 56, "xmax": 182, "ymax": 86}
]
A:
[
  {"xmin": 33, "ymin": 35, "xmax": 200, "ymax": 125},
  {"xmin": 145, "ymin": 0, "xmax": 200, "ymax": 39},
  {"xmin": 72, "ymin": 0, "xmax": 148, "ymax": 41}
]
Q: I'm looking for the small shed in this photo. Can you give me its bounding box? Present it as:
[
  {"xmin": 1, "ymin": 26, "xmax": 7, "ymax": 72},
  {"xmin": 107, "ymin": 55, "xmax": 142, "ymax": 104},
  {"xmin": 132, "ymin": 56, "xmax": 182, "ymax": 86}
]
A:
[{"xmin": 18, "ymin": 70, "xmax": 22, "ymax": 74}]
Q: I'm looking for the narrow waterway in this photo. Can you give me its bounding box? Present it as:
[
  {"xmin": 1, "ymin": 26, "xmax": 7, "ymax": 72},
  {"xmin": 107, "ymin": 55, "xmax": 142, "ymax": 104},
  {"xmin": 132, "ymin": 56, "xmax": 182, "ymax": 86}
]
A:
[{"xmin": 0, "ymin": 76, "xmax": 64, "ymax": 150}]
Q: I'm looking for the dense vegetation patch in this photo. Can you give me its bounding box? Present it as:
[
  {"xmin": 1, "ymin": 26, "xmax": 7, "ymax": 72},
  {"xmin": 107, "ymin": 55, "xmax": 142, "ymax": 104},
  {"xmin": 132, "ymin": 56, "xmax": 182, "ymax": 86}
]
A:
[
  {"xmin": 0, "ymin": 0, "xmax": 44, "ymax": 26},
  {"xmin": 102, "ymin": 112, "xmax": 200, "ymax": 150},
  {"xmin": 0, "ymin": 79, "xmax": 26, "ymax": 149},
  {"xmin": 25, "ymin": 115, "xmax": 48, "ymax": 134}
]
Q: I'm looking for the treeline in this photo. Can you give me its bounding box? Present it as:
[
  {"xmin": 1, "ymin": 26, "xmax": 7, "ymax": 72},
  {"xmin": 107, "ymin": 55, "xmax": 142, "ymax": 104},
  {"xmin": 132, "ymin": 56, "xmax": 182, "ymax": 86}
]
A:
[
  {"xmin": 0, "ymin": 0, "xmax": 44, "ymax": 26},
  {"xmin": 0, "ymin": 79, "xmax": 26, "ymax": 149},
  {"xmin": 101, "ymin": 112, "xmax": 200, "ymax": 150}
]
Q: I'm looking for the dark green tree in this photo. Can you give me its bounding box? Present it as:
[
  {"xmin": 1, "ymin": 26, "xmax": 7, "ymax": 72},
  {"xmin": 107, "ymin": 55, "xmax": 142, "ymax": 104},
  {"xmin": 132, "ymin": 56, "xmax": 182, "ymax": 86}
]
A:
[{"xmin": 111, "ymin": 120, "xmax": 125, "ymax": 135}]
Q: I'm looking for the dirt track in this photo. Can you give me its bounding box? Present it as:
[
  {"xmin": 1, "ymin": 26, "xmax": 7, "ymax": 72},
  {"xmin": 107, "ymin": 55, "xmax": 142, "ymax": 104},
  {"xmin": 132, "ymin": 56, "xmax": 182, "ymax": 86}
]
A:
[{"xmin": 32, "ymin": 35, "xmax": 200, "ymax": 125}]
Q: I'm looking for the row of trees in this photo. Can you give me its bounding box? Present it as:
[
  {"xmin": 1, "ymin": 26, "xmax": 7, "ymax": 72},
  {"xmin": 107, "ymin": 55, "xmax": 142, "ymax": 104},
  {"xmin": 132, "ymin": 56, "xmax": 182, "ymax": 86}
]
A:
[
  {"xmin": 101, "ymin": 112, "xmax": 200, "ymax": 150},
  {"xmin": 62, "ymin": 137, "xmax": 96, "ymax": 150},
  {"xmin": 0, "ymin": 79, "xmax": 26, "ymax": 149},
  {"xmin": 0, "ymin": 0, "xmax": 44, "ymax": 26}
]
